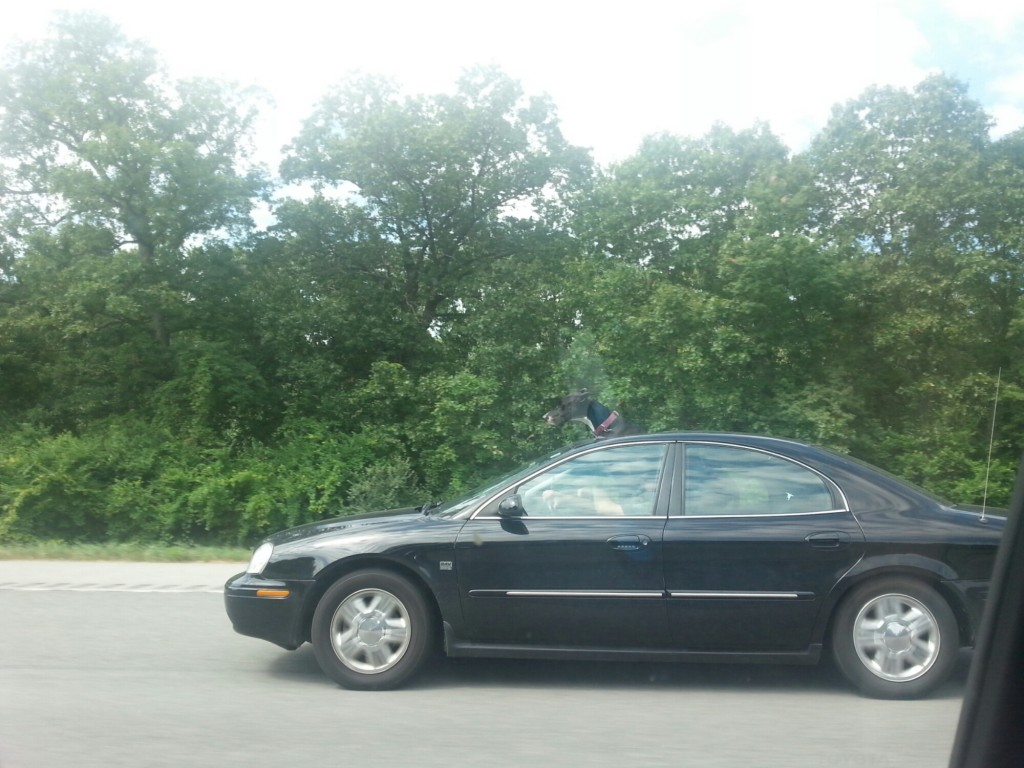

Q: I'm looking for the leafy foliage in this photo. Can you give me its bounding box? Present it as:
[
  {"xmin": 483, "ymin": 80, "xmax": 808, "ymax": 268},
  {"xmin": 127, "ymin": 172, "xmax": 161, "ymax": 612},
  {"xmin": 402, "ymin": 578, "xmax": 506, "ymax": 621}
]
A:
[{"xmin": 0, "ymin": 15, "xmax": 1020, "ymax": 545}]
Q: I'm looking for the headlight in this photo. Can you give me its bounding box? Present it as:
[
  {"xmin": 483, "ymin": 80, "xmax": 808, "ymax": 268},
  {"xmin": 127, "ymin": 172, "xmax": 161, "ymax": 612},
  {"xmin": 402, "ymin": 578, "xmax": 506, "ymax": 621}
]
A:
[{"xmin": 247, "ymin": 542, "xmax": 274, "ymax": 574}]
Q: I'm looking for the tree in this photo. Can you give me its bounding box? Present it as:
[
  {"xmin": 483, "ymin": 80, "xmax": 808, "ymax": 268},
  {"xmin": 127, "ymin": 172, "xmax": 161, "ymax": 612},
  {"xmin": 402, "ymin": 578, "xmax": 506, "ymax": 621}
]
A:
[
  {"xmin": 278, "ymin": 66, "xmax": 589, "ymax": 358},
  {"xmin": 574, "ymin": 124, "xmax": 790, "ymax": 286},
  {"xmin": 0, "ymin": 12, "xmax": 268, "ymax": 428},
  {"xmin": 565, "ymin": 124, "xmax": 856, "ymax": 438},
  {"xmin": 804, "ymin": 75, "xmax": 1023, "ymax": 489}
]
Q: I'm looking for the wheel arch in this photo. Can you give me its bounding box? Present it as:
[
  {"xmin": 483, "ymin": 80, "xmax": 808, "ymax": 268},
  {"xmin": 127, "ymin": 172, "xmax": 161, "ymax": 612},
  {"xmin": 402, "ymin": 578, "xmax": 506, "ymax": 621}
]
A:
[
  {"xmin": 818, "ymin": 561, "xmax": 974, "ymax": 648},
  {"xmin": 299, "ymin": 555, "xmax": 445, "ymax": 647}
]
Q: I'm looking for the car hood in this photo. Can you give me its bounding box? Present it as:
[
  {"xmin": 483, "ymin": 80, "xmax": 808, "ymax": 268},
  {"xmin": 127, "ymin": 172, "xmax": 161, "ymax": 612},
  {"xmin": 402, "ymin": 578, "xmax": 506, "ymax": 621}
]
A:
[{"xmin": 268, "ymin": 507, "xmax": 422, "ymax": 546}]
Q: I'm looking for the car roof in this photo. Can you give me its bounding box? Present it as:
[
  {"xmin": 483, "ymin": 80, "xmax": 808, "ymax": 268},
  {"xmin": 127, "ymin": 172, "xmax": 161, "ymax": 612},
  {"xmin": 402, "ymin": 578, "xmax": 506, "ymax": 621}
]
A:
[{"xmin": 578, "ymin": 431, "xmax": 817, "ymax": 451}]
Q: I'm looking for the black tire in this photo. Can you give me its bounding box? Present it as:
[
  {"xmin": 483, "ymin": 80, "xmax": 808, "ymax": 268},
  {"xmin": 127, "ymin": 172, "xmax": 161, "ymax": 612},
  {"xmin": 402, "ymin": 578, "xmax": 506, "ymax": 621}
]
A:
[
  {"xmin": 311, "ymin": 569, "xmax": 435, "ymax": 691},
  {"xmin": 831, "ymin": 577, "xmax": 959, "ymax": 699}
]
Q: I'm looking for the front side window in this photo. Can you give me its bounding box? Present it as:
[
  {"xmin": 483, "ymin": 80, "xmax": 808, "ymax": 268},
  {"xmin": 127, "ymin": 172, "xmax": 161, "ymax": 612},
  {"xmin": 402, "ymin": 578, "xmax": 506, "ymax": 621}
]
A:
[
  {"xmin": 684, "ymin": 444, "xmax": 838, "ymax": 516},
  {"xmin": 510, "ymin": 443, "xmax": 668, "ymax": 517}
]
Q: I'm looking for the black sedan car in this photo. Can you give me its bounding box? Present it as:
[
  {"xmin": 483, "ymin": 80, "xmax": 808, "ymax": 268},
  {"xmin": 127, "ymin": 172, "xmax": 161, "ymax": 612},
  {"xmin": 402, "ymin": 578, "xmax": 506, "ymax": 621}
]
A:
[{"xmin": 225, "ymin": 433, "xmax": 1003, "ymax": 698}]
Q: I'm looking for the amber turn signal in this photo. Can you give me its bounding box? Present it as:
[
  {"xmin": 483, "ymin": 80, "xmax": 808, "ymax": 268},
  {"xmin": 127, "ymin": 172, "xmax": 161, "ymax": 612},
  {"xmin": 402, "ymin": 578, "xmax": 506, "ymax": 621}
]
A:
[{"xmin": 255, "ymin": 589, "xmax": 290, "ymax": 598}]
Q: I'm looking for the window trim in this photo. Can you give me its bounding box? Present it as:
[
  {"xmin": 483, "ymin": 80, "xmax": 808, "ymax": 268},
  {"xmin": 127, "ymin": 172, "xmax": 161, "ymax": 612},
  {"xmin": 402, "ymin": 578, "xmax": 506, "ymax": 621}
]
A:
[
  {"xmin": 671, "ymin": 441, "xmax": 851, "ymax": 519},
  {"xmin": 467, "ymin": 439, "xmax": 674, "ymax": 521}
]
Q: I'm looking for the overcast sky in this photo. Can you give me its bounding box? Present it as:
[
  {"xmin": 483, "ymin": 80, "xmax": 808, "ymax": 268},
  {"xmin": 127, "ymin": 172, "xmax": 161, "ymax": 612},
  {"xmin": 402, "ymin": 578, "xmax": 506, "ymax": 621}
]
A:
[{"xmin": 3, "ymin": 0, "xmax": 1024, "ymax": 171}]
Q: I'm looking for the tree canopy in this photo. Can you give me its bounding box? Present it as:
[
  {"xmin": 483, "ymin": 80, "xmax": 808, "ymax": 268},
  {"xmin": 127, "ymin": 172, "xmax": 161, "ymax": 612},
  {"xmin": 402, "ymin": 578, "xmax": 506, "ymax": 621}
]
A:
[{"xmin": 0, "ymin": 14, "xmax": 1019, "ymax": 544}]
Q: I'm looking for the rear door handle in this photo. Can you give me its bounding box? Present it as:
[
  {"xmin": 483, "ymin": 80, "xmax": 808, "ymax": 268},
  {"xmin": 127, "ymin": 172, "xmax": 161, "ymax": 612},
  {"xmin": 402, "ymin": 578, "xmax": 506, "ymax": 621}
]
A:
[{"xmin": 805, "ymin": 531, "xmax": 850, "ymax": 549}]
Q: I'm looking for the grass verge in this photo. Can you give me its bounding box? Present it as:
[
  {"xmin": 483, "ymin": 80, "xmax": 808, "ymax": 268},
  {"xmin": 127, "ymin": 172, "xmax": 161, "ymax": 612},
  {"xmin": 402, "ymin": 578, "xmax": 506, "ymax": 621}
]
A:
[{"xmin": 0, "ymin": 540, "xmax": 250, "ymax": 562}]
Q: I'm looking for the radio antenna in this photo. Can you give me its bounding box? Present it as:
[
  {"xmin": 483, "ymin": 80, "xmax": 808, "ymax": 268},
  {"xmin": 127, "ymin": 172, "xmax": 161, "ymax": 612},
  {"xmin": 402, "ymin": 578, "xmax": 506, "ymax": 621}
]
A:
[{"xmin": 981, "ymin": 367, "xmax": 1001, "ymax": 523}]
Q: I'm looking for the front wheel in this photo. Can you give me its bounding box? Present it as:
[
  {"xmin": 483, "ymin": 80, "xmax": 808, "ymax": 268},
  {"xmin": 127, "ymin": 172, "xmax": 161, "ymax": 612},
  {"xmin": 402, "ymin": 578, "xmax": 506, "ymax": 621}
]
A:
[
  {"xmin": 831, "ymin": 577, "xmax": 959, "ymax": 699},
  {"xmin": 311, "ymin": 569, "xmax": 435, "ymax": 690}
]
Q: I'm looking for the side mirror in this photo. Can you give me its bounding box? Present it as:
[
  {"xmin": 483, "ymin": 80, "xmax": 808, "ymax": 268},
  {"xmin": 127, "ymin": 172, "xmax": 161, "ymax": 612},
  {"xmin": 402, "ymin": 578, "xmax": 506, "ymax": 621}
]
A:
[{"xmin": 498, "ymin": 494, "xmax": 525, "ymax": 518}]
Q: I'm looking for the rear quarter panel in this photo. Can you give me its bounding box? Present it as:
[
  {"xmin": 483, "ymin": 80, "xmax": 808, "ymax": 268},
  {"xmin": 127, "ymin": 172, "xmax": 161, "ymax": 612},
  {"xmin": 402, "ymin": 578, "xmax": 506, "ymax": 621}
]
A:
[{"xmin": 794, "ymin": 447, "xmax": 1005, "ymax": 645}]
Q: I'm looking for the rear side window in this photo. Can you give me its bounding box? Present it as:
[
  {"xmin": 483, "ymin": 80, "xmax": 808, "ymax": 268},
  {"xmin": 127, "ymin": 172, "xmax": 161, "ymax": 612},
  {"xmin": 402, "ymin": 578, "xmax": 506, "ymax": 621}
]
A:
[{"xmin": 684, "ymin": 444, "xmax": 838, "ymax": 516}]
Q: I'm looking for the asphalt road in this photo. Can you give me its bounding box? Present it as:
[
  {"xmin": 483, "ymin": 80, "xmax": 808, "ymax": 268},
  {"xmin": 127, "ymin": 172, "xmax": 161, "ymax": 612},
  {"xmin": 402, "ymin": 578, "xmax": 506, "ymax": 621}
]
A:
[{"xmin": 0, "ymin": 560, "xmax": 969, "ymax": 768}]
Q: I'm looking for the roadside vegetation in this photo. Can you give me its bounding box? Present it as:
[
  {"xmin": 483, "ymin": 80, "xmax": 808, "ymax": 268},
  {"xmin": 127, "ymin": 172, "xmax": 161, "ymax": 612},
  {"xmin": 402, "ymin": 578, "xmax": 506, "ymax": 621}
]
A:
[
  {"xmin": 0, "ymin": 541, "xmax": 249, "ymax": 562},
  {"xmin": 1, "ymin": 13, "xmax": 1021, "ymax": 549}
]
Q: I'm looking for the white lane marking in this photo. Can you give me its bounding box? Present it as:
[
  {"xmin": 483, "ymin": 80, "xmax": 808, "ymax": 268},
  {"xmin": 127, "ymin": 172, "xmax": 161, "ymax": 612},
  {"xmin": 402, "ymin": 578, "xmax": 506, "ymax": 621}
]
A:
[{"xmin": 0, "ymin": 582, "xmax": 222, "ymax": 594}]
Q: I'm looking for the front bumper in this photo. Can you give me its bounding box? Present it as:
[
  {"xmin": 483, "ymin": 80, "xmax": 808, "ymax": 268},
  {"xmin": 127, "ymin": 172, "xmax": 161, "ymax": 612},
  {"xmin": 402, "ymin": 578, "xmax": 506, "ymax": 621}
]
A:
[{"xmin": 224, "ymin": 572, "xmax": 314, "ymax": 650}]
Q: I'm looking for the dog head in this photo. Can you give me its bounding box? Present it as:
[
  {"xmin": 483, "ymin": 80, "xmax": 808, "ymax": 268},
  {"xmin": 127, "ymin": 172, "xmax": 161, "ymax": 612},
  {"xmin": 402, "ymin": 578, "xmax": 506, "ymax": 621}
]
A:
[{"xmin": 543, "ymin": 390, "xmax": 594, "ymax": 427}]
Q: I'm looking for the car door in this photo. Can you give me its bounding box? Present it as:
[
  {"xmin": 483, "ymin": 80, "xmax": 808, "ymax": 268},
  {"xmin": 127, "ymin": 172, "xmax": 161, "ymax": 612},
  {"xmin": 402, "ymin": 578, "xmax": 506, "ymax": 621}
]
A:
[
  {"xmin": 454, "ymin": 441, "xmax": 672, "ymax": 648},
  {"xmin": 663, "ymin": 442, "xmax": 865, "ymax": 652}
]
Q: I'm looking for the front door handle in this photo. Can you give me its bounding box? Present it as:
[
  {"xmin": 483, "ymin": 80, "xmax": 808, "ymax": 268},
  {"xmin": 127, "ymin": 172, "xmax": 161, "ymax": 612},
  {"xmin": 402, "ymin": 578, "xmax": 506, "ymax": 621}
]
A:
[{"xmin": 607, "ymin": 534, "xmax": 651, "ymax": 551}]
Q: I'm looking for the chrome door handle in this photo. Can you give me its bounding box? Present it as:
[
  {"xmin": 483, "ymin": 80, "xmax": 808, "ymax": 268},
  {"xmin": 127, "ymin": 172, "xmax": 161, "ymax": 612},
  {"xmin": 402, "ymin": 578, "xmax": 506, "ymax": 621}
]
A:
[{"xmin": 607, "ymin": 535, "xmax": 651, "ymax": 551}]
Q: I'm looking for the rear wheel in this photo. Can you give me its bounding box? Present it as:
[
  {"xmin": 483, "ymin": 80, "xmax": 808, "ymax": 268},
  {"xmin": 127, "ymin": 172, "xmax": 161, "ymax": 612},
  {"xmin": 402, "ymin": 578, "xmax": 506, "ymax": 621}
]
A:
[
  {"xmin": 311, "ymin": 569, "xmax": 435, "ymax": 690},
  {"xmin": 831, "ymin": 577, "xmax": 958, "ymax": 699}
]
